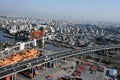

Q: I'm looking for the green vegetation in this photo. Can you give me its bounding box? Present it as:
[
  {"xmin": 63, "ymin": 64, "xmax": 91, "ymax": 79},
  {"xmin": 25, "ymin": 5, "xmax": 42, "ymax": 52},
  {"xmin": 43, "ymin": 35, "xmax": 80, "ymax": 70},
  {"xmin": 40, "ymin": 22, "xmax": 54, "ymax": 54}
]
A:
[
  {"xmin": 96, "ymin": 36, "xmax": 120, "ymax": 44},
  {"xmin": 0, "ymin": 42, "xmax": 3, "ymax": 46}
]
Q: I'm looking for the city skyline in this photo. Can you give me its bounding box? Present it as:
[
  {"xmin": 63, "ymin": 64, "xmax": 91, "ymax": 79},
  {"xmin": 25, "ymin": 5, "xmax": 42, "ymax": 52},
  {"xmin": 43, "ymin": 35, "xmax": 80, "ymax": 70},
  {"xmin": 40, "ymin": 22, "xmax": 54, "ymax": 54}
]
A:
[{"xmin": 0, "ymin": 0, "xmax": 120, "ymax": 22}]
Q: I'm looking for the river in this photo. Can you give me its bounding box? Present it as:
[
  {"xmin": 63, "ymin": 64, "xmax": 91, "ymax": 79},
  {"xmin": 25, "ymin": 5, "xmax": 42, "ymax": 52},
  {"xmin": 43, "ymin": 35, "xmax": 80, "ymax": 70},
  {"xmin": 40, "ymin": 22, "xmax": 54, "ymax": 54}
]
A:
[{"xmin": 0, "ymin": 31, "xmax": 13, "ymax": 42}]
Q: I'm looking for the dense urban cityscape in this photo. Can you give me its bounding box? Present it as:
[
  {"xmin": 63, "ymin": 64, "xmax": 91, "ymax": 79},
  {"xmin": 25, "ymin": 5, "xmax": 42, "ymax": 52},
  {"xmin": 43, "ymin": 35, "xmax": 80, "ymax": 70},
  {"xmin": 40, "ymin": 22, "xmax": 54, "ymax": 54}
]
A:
[{"xmin": 0, "ymin": 16, "xmax": 120, "ymax": 80}]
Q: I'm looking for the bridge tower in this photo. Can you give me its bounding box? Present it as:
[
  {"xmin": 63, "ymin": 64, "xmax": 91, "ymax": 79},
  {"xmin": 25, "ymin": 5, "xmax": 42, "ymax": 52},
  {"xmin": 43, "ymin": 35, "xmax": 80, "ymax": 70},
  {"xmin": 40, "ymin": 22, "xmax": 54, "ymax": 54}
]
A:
[
  {"xmin": 20, "ymin": 43, "xmax": 25, "ymax": 50},
  {"xmin": 30, "ymin": 27, "xmax": 45, "ymax": 47}
]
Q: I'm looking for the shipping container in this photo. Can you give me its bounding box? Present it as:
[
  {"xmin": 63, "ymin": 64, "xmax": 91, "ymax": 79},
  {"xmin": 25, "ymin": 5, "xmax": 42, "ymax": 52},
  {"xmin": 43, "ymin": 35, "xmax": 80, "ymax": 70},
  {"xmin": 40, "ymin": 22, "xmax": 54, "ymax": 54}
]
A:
[{"xmin": 0, "ymin": 49, "xmax": 43, "ymax": 67}]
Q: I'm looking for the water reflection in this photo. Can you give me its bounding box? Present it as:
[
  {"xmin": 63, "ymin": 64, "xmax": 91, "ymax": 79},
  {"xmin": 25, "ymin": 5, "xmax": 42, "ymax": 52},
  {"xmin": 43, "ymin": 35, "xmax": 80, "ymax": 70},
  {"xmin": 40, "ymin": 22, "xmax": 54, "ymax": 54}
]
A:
[{"xmin": 0, "ymin": 31, "xmax": 13, "ymax": 42}]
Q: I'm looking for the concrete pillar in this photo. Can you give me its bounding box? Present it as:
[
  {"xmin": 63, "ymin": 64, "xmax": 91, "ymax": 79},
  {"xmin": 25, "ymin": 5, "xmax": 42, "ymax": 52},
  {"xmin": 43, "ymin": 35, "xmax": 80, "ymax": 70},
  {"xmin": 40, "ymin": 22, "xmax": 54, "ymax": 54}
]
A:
[
  {"xmin": 106, "ymin": 49, "xmax": 108, "ymax": 56},
  {"xmin": 5, "ymin": 48, "xmax": 9, "ymax": 55},
  {"xmin": 55, "ymin": 60, "xmax": 57, "ymax": 67},
  {"xmin": 74, "ymin": 56, "xmax": 76, "ymax": 61},
  {"xmin": 7, "ymin": 50, "xmax": 9, "ymax": 55},
  {"xmin": 31, "ymin": 67, "xmax": 34, "ymax": 80},
  {"xmin": 104, "ymin": 50, "xmax": 105, "ymax": 54},
  {"xmin": 91, "ymin": 52, "xmax": 93, "ymax": 58},
  {"xmin": 84, "ymin": 53, "xmax": 87, "ymax": 58},
  {"xmin": 2, "ymin": 53, "xmax": 3, "ymax": 57},
  {"xmin": 111, "ymin": 49, "xmax": 113, "ymax": 53},
  {"xmin": 20, "ymin": 43, "xmax": 25, "ymax": 50},
  {"xmin": 86, "ymin": 53, "xmax": 87, "ymax": 57},
  {"xmin": 45, "ymin": 63, "xmax": 46, "ymax": 68},
  {"xmin": 93, "ymin": 52, "xmax": 95, "ymax": 58},
  {"xmin": 94, "ymin": 52, "xmax": 95, "ymax": 58},
  {"xmin": 64, "ymin": 57, "xmax": 66, "ymax": 62},
  {"xmin": 104, "ymin": 50, "xmax": 107, "ymax": 55},
  {"xmin": 116, "ymin": 48, "xmax": 118, "ymax": 52},
  {"xmin": 76, "ymin": 55, "xmax": 78, "ymax": 58},
  {"xmin": 90, "ymin": 52, "xmax": 91, "ymax": 57},
  {"xmin": 91, "ymin": 52, "xmax": 94, "ymax": 58},
  {"xmin": 14, "ymin": 73, "xmax": 17, "ymax": 80},
  {"xmin": 113, "ymin": 49, "xmax": 115, "ymax": 53},
  {"xmin": 57, "ymin": 60, "xmax": 59, "ymax": 67},
  {"xmin": 43, "ymin": 64, "xmax": 46, "ymax": 70},
  {"xmin": 33, "ymin": 39, "xmax": 37, "ymax": 46},
  {"xmin": 117, "ymin": 48, "xmax": 119, "ymax": 54},
  {"xmin": 29, "ymin": 43, "xmax": 31, "ymax": 48},
  {"xmin": 12, "ymin": 74, "xmax": 14, "ymax": 80},
  {"xmin": 42, "ymin": 36, "xmax": 45, "ymax": 46}
]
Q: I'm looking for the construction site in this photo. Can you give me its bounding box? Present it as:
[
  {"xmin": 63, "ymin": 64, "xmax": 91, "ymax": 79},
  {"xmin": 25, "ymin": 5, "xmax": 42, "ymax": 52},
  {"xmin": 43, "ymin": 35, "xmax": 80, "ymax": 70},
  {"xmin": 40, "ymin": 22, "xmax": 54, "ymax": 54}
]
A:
[
  {"xmin": 2, "ymin": 55, "xmax": 116, "ymax": 80},
  {"xmin": 0, "ymin": 42, "xmax": 119, "ymax": 80}
]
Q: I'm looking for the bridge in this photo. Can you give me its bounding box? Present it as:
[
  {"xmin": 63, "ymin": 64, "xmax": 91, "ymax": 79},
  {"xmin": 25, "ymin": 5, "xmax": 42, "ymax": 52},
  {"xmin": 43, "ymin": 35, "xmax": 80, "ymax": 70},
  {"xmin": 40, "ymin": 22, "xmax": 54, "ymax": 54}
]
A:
[
  {"xmin": 0, "ymin": 40, "xmax": 37, "ymax": 60},
  {"xmin": 0, "ymin": 42, "xmax": 120, "ymax": 79}
]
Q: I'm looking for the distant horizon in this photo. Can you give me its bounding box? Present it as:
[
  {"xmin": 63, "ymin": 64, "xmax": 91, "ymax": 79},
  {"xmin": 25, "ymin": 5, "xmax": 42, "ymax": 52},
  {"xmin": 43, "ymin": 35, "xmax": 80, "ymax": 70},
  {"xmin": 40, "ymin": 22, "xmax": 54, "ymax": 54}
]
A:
[
  {"xmin": 0, "ymin": 0, "xmax": 120, "ymax": 23},
  {"xmin": 1, "ymin": 15, "xmax": 120, "ymax": 24}
]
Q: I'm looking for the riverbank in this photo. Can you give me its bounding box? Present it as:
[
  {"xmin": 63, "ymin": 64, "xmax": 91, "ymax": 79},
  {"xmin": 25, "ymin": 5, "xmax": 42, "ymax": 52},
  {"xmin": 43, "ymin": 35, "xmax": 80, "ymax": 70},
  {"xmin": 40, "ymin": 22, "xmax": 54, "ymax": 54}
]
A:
[
  {"xmin": 0, "ymin": 31, "xmax": 10, "ymax": 42},
  {"xmin": 3, "ymin": 33, "xmax": 16, "ymax": 39}
]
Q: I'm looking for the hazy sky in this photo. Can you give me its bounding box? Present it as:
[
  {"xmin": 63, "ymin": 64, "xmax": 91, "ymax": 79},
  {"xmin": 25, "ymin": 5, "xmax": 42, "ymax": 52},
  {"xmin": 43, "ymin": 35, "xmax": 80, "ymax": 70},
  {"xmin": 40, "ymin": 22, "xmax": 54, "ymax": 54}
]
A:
[{"xmin": 0, "ymin": 0, "xmax": 120, "ymax": 22}]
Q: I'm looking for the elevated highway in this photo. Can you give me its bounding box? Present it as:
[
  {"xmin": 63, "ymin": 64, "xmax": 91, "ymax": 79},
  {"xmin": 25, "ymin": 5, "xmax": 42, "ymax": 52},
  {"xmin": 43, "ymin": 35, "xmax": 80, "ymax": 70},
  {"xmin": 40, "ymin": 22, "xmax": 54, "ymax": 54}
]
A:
[{"xmin": 0, "ymin": 44, "xmax": 120, "ymax": 79}]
